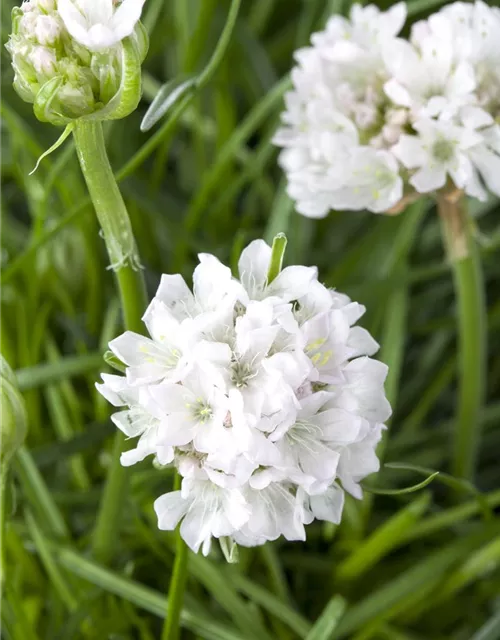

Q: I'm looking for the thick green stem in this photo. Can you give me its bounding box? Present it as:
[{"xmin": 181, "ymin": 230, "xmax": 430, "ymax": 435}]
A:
[
  {"xmin": 437, "ymin": 194, "xmax": 487, "ymax": 481},
  {"xmin": 162, "ymin": 474, "xmax": 189, "ymax": 640},
  {"xmin": 73, "ymin": 121, "xmax": 147, "ymax": 564}
]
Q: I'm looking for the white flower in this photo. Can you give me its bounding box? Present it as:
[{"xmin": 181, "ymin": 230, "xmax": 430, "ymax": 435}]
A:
[
  {"xmin": 98, "ymin": 239, "xmax": 390, "ymax": 555},
  {"xmin": 155, "ymin": 478, "xmax": 250, "ymax": 555},
  {"xmin": 58, "ymin": 0, "xmax": 146, "ymax": 51},
  {"xmin": 333, "ymin": 148, "xmax": 403, "ymax": 214},
  {"xmin": 148, "ymin": 371, "xmax": 230, "ymax": 455},
  {"xmin": 383, "ymin": 34, "xmax": 476, "ymax": 118},
  {"xmin": 392, "ymin": 118, "xmax": 482, "ymax": 194},
  {"xmin": 275, "ymin": 1, "xmax": 500, "ymax": 216},
  {"xmin": 234, "ymin": 483, "xmax": 308, "ymax": 547},
  {"xmin": 96, "ymin": 374, "xmax": 173, "ymax": 467},
  {"xmin": 108, "ymin": 313, "xmax": 191, "ymax": 386}
]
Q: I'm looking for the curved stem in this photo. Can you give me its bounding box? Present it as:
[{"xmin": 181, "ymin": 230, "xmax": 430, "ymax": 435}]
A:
[
  {"xmin": 437, "ymin": 194, "xmax": 487, "ymax": 481},
  {"xmin": 73, "ymin": 121, "xmax": 147, "ymax": 564},
  {"xmin": 161, "ymin": 474, "xmax": 189, "ymax": 640}
]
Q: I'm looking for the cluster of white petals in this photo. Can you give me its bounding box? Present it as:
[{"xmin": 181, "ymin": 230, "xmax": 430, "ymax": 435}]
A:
[
  {"xmin": 97, "ymin": 240, "xmax": 391, "ymax": 556},
  {"xmin": 58, "ymin": 0, "xmax": 146, "ymax": 51},
  {"xmin": 274, "ymin": 1, "xmax": 500, "ymax": 218}
]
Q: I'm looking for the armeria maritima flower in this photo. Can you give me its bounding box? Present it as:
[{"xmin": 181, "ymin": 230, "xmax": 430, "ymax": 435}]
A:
[
  {"xmin": 274, "ymin": 1, "xmax": 500, "ymax": 218},
  {"xmin": 97, "ymin": 239, "xmax": 391, "ymax": 557}
]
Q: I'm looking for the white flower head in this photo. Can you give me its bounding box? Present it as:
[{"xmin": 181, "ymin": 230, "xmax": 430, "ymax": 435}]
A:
[
  {"xmin": 275, "ymin": 1, "xmax": 500, "ymax": 216},
  {"xmin": 97, "ymin": 238, "xmax": 391, "ymax": 556},
  {"xmin": 58, "ymin": 0, "xmax": 146, "ymax": 51}
]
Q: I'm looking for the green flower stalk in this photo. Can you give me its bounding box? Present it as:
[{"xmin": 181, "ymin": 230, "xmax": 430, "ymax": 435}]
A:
[
  {"xmin": 1, "ymin": 357, "xmax": 28, "ymax": 474},
  {"xmin": 1, "ymin": 357, "xmax": 28, "ymax": 584},
  {"xmin": 6, "ymin": 0, "xmax": 150, "ymax": 564}
]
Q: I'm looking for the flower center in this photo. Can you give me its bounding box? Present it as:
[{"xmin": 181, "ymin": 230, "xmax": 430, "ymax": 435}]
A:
[
  {"xmin": 230, "ymin": 360, "xmax": 256, "ymax": 388},
  {"xmin": 190, "ymin": 398, "xmax": 213, "ymax": 423},
  {"xmin": 432, "ymin": 138, "xmax": 455, "ymax": 163}
]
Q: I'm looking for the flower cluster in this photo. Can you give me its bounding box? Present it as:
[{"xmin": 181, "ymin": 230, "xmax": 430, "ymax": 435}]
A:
[
  {"xmin": 274, "ymin": 1, "xmax": 500, "ymax": 218},
  {"xmin": 6, "ymin": 0, "xmax": 147, "ymax": 124},
  {"xmin": 97, "ymin": 239, "xmax": 391, "ymax": 556}
]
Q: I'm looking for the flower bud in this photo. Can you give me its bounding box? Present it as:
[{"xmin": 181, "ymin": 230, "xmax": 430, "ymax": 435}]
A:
[
  {"xmin": 6, "ymin": 0, "xmax": 148, "ymax": 125},
  {"xmin": 34, "ymin": 14, "xmax": 61, "ymax": 45},
  {"xmin": 1, "ymin": 357, "xmax": 27, "ymax": 473}
]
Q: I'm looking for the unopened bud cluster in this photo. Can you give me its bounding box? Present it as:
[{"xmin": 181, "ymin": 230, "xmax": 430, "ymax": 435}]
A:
[{"xmin": 6, "ymin": 0, "xmax": 148, "ymax": 124}]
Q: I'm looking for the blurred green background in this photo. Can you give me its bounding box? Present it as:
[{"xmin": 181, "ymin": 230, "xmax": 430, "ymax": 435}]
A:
[{"xmin": 1, "ymin": 0, "xmax": 500, "ymax": 639}]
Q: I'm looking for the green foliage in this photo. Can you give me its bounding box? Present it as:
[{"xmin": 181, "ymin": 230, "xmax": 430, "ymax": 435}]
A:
[{"xmin": 1, "ymin": 0, "xmax": 500, "ymax": 639}]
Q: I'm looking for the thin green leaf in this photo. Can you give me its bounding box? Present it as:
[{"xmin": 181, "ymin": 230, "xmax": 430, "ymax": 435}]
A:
[
  {"xmin": 183, "ymin": 550, "xmax": 273, "ymax": 640},
  {"xmin": 362, "ymin": 472, "xmax": 439, "ymax": 495},
  {"xmin": 470, "ymin": 608, "xmax": 500, "ymax": 640},
  {"xmin": 337, "ymin": 493, "xmax": 430, "ymax": 581},
  {"xmin": 141, "ymin": 76, "xmax": 197, "ymax": 132},
  {"xmin": 52, "ymin": 545, "xmax": 246, "ymax": 640},
  {"xmin": 227, "ymin": 570, "xmax": 311, "ymax": 638},
  {"xmin": 385, "ymin": 462, "xmax": 493, "ymax": 519},
  {"xmin": 335, "ymin": 527, "xmax": 500, "ymax": 638},
  {"xmin": 306, "ymin": 596, "xmax": 346, "ymax": 640},
  {"xmin": 25, "ymin": 511, "xmax": 78, "ymax": 611},
  {"xmin": 29, "ymin": 124, "xmax": 74, "ymax": 175},
  {"xmin": 15, "ymin": 353, "xmax": 103, "ymax": 391}
]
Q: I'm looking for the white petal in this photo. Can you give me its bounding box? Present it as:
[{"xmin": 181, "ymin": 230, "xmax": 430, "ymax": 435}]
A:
[
  {"xmin": 142, "ymin": 299, "xmax": 181, "ymax": 344},
  {"xmin": 57, "ymin": 0, "xmax": 90, "ymax": 45},
  {"xmin": 310, "ymin": 484, "xmax": 345, "ymax": 524},
  {"xmin": 410, "ymin": 165, "xmax": 446, "ymax": 193},
  {"xmin": 109, "ymin": 0, "xmax": 146, "ymax": 41},
  {"xmin": 111, "ymin": 408, "xmax": 151, "ymax": 438},
  {"xmin": 269, "ymin": 265, "xmax": 318, "ymax": 302},
  {"xmin": 155, "ymin": 274, "xmax": 196, "ymax": 321},
  {"xmin": 85, "ymin": 0, "xmax": 114, "ymax": 24},
  {"xmin": 154, "ymin": 491, "xmax": 189, "ymax": 531},
  {"xmin": 347, "ymin": 327, "xmax": 379, "ymax": 358},
  {"xmin": 315, "ymin": 409, "xmax": 362, "ymax": 444},
  {"xmin": 392, "ymin": 135, "xmax": 426, "ymax": 169},
  {"xmin": 469, "ymin": 146, "xmax": 500, "ymax": 196},
  {"xmin": 180, "ymin": 504, "xmax": 214, "ymax": 553},
  {"xmin": 384, "ymin": 79, "xmax": 412, "ymax": 108},
  {"xmin": 238, "ymin": 240, "xmax": 272, "ymax": 295}
]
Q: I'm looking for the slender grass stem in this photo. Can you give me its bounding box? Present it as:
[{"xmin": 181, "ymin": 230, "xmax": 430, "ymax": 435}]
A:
[
  {"xmin": 161, "ymin": 474, "xmax": 189, "ymax": 640},
  {"xmin": 437, "ymin": 193, "xmax": 486, "ymax": 482},
  {"xmin": 72, "ymin": 121, "xmax": 147, "ymax": 564},
  {"xmin": 0, "ymin": 474, "xmax": 6, "ymax": 586}
]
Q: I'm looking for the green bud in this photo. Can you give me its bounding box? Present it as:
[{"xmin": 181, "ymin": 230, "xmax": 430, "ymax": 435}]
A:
[
  {"xmin": 6, "ymin": 1, "xmax": 148, "ymax": 126},
  {"xmin": 1, "ymin": 357, "xmax": 28, "ymax": 474}
]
